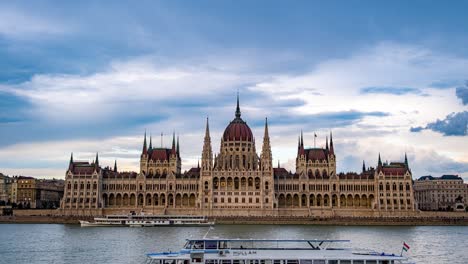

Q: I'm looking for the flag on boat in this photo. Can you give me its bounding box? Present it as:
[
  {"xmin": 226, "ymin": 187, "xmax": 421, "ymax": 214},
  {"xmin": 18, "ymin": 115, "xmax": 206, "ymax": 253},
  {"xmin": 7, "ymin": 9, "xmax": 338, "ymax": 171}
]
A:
[{"xmin": 402, "ymin": 242, "xmax": 410, "ymax": 252}]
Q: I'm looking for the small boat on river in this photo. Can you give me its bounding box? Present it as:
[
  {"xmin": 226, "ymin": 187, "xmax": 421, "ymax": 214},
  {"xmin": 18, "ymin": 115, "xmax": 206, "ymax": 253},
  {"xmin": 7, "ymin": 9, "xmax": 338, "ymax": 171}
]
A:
[
  {"xmin": 144, "ymin": 238, "xmax": 414, "ymax": 264},
  {"xmin": 79, "ymin": 214, "xmax": 214, "ymax": 227}
]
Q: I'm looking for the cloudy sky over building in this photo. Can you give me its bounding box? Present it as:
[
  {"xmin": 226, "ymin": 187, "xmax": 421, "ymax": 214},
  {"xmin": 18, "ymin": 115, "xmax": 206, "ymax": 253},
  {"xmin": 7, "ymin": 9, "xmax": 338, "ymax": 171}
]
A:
[{"xmin": 0, "ymin": 1, "xmax": 467, "ymax": 179}]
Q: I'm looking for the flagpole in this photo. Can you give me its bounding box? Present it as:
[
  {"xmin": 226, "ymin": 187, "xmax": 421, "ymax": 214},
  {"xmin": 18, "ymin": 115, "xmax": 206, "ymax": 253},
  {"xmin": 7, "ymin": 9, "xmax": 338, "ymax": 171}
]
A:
[{"xmin": 400, "ymin": 247, "xmax": 403, "ymax": 257}]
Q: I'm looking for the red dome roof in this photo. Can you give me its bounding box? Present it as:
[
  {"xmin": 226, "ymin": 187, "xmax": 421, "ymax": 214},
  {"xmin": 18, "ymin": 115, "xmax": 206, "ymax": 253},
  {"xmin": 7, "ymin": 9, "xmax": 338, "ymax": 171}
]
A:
[
  {"xmin": 222, "ymin": 93, "xmax": 254, "ymax": 142},
  {"xmin": 223, "ymin": 120, "xmax": 253, "ymax": 142}
]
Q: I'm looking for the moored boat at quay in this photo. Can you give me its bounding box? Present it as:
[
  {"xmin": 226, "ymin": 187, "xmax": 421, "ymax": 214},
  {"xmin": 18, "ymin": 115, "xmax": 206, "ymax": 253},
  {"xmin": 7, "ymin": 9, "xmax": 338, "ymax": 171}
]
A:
[
  {"xmin": 79, "ymin": 214, "xmax": 214, "ymax": 227},
  {"xmin": 145, "ymin": 239, "xmax": 414, "ymax": 264}
]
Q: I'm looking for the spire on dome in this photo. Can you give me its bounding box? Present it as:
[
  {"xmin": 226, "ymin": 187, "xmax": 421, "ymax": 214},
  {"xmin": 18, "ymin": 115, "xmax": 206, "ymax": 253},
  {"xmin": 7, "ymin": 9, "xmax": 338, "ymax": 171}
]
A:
[{"xmin": 235, "ymin": 91, "xmax": 241, "ymax": 119}]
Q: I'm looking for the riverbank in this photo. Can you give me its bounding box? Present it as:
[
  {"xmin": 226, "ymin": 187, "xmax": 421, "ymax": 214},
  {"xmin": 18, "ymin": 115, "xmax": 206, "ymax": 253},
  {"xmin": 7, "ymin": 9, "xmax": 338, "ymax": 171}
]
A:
[{"xmin": 1, "ymin": 214, "xmax": 467, "ymax": 225}]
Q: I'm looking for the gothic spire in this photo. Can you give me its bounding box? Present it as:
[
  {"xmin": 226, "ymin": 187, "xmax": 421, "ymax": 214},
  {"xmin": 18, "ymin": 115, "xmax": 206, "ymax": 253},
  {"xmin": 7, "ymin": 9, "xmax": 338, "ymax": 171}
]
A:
[
  {"xmin": 235, "ymin": 92, "xmax": 241, "ymax": 119},
  {"xmin": 95, "ymin": 152, "xmax": 99, "ymax": 166},
  {"xmin": 378, "ymin": 153, "xmax": 382, "ymax": 167},
  {"xmin": 142, "ymin": 131, "xmax": 148, "ymax": 155},
  {"xmin": 171, "ymin": 131, "xmax": 176, "ymax": 155},
  {"xmin": 176, "ymin": 135, "xmax": 180, "ymax": 157},
  {"xmin": 261, "ymin": 117, "xmax": 272, "ymax": 171},
  {"xmin": 329, "ymin": 131, "xmax": 334, "ymax": 155},
  {"xmin": 263, "ymin": 117, "xmax": 270, "ymax": 140},
  {"xmin": 404, "ymin": 152, "xmax": 409, "ymax": 168},
  {"xmin": 114, "ymin": 160, "xmax": 117, "ymax": 172},
  {"xmin": 149, "ymin": 134, "xmax": 152, "ymax": 150},
  {"xmin": 68, "ymin": 152, "xmax": 74, "ymax": 170},
  {"xmin": 362, "ymin": 160, "xmax": 366, "ymax": 173},
  {"xmin": 326, "ymin": 136, "xmax": 329, "ymax": 151},
  {"xmin": 201, "ymin": 117, "xmax": 213, "ymax": 171},
  {"xmin": 300, "ymin": 130, "xmax": 304, "ymax": 148}
]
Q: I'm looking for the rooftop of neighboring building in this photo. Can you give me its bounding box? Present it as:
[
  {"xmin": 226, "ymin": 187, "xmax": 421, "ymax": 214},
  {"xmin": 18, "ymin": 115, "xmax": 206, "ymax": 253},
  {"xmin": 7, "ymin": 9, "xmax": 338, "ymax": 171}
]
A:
[{"xmin": 417, "ymin": 175, "xmax": 463, "ymax": 181}]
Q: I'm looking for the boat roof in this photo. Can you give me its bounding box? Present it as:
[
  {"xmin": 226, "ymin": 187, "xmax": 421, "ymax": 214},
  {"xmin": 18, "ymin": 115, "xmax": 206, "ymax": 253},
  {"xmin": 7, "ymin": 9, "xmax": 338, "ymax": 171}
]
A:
[{"xmin": 187, "ymin": 239, "xmax": 350, "ymax": 243}]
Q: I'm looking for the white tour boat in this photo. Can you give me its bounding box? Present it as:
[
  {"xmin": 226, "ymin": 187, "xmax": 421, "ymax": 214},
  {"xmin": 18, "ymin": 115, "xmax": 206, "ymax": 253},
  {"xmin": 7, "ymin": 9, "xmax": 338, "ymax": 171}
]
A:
[
  {"xmin": 79, "ymin": 214, "xmax": 214, "ymax": 227},
  {"xmin": 145, "ymin": 239, "xmax": 414, "ymax": 264}
]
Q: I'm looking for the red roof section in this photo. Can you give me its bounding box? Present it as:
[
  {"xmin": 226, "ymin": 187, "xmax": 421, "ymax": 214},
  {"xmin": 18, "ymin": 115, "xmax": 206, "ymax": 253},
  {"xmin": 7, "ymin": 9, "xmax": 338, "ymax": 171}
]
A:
[
  {"xmin": 223, "ymin": 120, "xmax": 253, "ymax": 142},
  {"xmin": 306, "ymin": 148, "xmax": 327, "ymax": 161},
  {"xmin": 149, "ymin": 148, "xmax": 172, "ymax": 162}
]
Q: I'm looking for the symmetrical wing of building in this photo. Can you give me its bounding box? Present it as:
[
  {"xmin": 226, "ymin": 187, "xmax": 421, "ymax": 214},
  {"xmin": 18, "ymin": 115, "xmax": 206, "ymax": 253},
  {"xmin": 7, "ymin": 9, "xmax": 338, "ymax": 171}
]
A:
[{"xmin": 60, "ymin": 96, "xmax": 416, "ymax": 215}]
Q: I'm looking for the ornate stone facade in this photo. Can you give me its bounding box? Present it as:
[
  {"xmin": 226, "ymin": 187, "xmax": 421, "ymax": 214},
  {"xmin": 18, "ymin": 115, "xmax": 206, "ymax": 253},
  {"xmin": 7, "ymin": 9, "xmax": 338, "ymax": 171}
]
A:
[
  {"xmin": 414, "ymin": 175, "xmax": 468, "ymax": 211},
  {"xmin": 60, "ymin": 96, "xmax": 415, "ymax": 215}
]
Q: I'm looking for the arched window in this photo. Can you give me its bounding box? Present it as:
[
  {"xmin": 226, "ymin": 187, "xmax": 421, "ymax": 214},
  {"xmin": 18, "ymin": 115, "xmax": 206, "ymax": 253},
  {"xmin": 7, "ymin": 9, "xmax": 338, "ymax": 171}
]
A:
[{"xmin": 204, "ymin": 181, "xmax": 209, "ymax": 190}]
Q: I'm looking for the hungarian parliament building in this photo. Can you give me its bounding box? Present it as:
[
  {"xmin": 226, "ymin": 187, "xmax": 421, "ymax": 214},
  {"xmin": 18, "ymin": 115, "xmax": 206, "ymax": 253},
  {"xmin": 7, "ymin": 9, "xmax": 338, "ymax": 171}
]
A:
[{"xmin": 60, "ymin": 96, "xmax": 415, "ymax": 216}]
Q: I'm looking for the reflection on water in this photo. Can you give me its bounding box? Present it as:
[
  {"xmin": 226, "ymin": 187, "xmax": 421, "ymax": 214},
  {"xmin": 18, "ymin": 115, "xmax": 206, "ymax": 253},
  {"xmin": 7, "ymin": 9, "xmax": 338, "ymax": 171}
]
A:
[{"xmin": 0, "ymin": 224, "xmax": 466, "ymax": 264}]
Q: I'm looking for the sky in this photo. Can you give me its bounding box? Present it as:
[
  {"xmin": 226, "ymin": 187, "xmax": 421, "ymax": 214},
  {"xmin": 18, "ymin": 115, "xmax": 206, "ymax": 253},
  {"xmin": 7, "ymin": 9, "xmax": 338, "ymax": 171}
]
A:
[{"xmin": 0, "ymin": 1, "xmax": 467, "ymax": 180}]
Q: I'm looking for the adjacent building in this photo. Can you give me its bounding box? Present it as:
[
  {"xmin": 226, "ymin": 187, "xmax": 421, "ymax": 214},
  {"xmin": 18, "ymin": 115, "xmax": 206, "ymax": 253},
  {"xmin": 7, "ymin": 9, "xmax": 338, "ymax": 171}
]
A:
[
  {"xmin": 0, "ymin": 173, "xmax": 13, "ymax": 204},
  {"xmin": 5, "ymin": 176, "xmax": 64, "ymax": 209},
  {"xmin": 61, "ymin": 96, "xmax": 416, "ymax": 215},
  {"xmin": 414, "ymin": 175, "xmax": 468, "ymax": 211}
]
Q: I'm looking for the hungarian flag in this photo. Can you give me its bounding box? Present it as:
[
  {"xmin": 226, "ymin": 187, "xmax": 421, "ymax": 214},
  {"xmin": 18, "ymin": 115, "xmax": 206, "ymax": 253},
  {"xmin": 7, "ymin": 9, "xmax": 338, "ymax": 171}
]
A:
[{"xmin": 402, "ymin": 242, "xmax": 410, "ymax": 252}]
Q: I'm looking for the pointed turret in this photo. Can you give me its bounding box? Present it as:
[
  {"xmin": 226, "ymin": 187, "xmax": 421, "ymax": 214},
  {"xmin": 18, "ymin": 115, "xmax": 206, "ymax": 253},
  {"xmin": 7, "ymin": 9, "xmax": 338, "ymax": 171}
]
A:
[
  {"xmin": 142, "ymin": 131, "xmax": 148, "ymax": 155},
  {"xmin": 300, "ymin": 130, "xmax": 304, "ymax": 148},
  {"xmin": 68, "ymin": 152, "xmax": 74, "ymax": 171},
  {"xmin": 278, "ymin": 160, "xmax": 280, "ymax": 168},
  {"xmin": 261, "ymin": 117, "xmax": 272, "ymax": 171},
  {"xmin": 176, "ymin": 135, "xmax": 180, "ymax": 157},
  {"xmin": 362, "ymin": 160, "xmax": 366, "ymax": 173},
  {"xmin": 378, "ymin": 153, "xmax": 382, "ymax": 167},
  {"xmin": 404, "ymin": 153, "xmax": 409, "ymax": 168},
  {"xmin": 94, "ymin": 152, "xmax": 99, "ymax": 171},
  {"xmin": 149, "ymin": 134, "xmax": 152, "ymax": 150},
  {"xmin": 326, "ymin": 136, "xmax": 329, "ymax": 151},
  {"xmin": 201, "ymin": 117, "xmax": 213, "ymax": 171},
  {"xmin": 329, "ymin": 131, "xmax": 335, "ymax": 155},
  {"xmin": 171, "ymin": 132, "xmax": 176, "ymax": 155},
  {"xmin": 114, "ymin": 160, "xmax": 117, "ymax": 172}
]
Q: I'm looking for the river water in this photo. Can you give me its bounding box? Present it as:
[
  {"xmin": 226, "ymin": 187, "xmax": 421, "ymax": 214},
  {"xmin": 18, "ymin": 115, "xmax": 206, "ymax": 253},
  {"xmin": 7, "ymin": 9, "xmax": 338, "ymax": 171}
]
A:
[{"xmin": 0, "ymin": 224, "xmax": 466, "ymax": 264}]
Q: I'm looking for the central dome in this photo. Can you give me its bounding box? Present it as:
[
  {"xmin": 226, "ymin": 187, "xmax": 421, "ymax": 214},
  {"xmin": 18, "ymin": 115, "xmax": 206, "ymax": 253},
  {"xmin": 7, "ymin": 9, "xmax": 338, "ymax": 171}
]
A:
[{"xmin": 222, "ymin": 94, "xmax": 254, "ymax": 142}]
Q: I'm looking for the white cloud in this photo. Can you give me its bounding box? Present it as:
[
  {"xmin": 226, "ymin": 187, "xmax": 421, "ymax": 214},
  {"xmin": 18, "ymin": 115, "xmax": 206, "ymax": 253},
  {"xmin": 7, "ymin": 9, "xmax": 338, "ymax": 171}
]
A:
[{"xmin": 1, "ymin": 42, "xmax": 467, "ymax": 179}]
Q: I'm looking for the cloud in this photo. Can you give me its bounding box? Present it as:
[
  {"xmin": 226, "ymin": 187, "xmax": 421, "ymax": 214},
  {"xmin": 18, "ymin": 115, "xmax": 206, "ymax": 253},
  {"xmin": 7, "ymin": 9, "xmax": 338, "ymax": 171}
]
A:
[
  {"xmin": 360, "ymin": 86, "xmax": 422, "ymax": 95},
  {"xmin": 411, "ymin": 111, "xmax": 468, "ymax": 136},
  {"xmin": 456, "ymin": 85, "xmax": 468, "ymax": 105},
  {"xmin": 0, "ymin": 7, "xmax": 69, "ymax": 39}
]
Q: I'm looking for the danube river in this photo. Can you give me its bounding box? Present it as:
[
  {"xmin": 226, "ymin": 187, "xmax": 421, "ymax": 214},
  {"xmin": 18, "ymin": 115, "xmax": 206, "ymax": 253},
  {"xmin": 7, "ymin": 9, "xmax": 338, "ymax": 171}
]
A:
[{"xmin": 0, "ymin": 224, "xmax": 466, "ymax": 264}]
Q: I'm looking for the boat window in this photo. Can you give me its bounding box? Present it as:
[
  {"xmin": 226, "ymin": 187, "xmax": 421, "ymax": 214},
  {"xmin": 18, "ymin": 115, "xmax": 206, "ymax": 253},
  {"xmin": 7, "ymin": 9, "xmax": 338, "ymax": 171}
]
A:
[
  {"xmin": 287, "ymin": 260, "xmax": 298, "ymax": 264},
  {"xmin": 327, "ymin": 261, "xmax": 338, "ymax": 264},
  {"xmin": 206, "ymin": 260, "xmax": 218, "ymax": 264},
  {"xmin": 193, "ymin": 241, "xmax": 204, "ymax": 249},
  {"xmin": 312, "ymin": 261, "xmax": 325, "ymax": 264},
  {"xmin": 365, "ymin": 261, "xmax": 376, "ymax": 264},
  {"xmin": 339, "ymin": 261, "xmax": 351, "ymax": 264},
  {"xmin": 220, "ymin": 260, "xmax": 232, "ymax": 264},
  {"xmin": 176, "ymin": 260, "xmax": 189, "ymax": 264},
  {"xmin": 163, "ymin": 260, "xmax": 175, "ymax": 264},
  {"xmin": 352, "ymin": 261, "xmax": 364, "ymax": 264},
  {"xmin": 205, "ymin": 241, "xmax": 217, "ymax": 249},
  {"xmin": 259, "ymin": 260, "xmax": 272, "ymax": 264},
  {"xmin": 299, "ymin": 260, "xmax": 312, "ymax": 264},
  {"xmin": 273, "ymin": 261, "xmax": 285, "ymax": 264}
]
